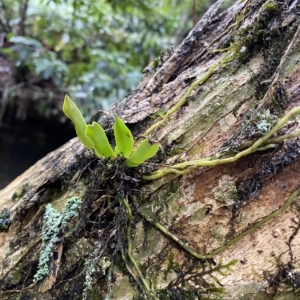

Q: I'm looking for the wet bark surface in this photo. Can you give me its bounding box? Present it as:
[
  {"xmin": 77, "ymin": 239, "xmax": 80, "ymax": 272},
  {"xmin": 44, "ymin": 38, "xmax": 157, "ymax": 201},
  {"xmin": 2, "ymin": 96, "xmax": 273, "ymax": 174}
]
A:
[{"xmin": 1, "ymin": 1, "xmax": 300, "ymax": 299}]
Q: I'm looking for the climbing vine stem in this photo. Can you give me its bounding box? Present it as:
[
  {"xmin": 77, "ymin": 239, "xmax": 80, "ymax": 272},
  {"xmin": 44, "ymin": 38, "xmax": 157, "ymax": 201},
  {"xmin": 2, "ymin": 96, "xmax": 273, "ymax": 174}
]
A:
[
  {"xmin": 139, "ymin": 188, "xmax": 300, "ymax": 260},
  {"xmin": 143, "ymin": 106, "xmax": 300, "ymax": 180},
  {"xmin": 138, "ymin": 103, "xmax": 300, "ymax": 262},
  {"xmin": 143, "ymin": 49, "xmax": 234, "ymax": 136},
  {"xmin": 123, "ymin": 198, "xmax": 159, "ymax": 300}
]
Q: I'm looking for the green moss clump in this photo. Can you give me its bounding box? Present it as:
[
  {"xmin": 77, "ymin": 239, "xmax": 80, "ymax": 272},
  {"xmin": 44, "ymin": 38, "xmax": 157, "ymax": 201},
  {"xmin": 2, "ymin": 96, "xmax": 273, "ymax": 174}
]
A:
[
  {"xmin": 12, "ymin": 182, "xmax": 30, "ymax": 201},
  {"xmin": 258, "ymin": 0, "xmax": 279, "ymax": 23}
]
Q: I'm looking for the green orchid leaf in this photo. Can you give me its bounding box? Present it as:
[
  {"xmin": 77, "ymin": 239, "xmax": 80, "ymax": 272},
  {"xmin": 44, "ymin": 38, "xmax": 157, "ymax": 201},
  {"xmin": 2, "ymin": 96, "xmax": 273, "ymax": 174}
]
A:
[
  {"xmin": 124, "ymin": 138, "xmax": 159, "ymax": 168},
  {"xmin": 63, "ymin": 95, "xmax": 94, "ymax": 150},
  {"xmin": 113, "ymin": 116, "xmax": 134, "ymax": 158},
  {"xmin": 86, "ymin": 122, "xmax": 114, "ymax": 158}
]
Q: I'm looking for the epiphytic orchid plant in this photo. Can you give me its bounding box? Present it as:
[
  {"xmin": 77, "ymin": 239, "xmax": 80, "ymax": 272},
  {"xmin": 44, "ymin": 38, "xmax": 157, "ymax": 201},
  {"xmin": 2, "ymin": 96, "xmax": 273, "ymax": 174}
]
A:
[{"xmin": 63, "ymin": 95, "xmax": 159, "ymax": 167}]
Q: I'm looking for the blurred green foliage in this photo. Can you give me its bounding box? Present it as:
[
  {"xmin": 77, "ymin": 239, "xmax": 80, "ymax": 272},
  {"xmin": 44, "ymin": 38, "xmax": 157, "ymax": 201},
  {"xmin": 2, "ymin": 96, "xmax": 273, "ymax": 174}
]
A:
[{"xmin": 0, "ymin": 0, "xmax": 234, "ymax": 119}]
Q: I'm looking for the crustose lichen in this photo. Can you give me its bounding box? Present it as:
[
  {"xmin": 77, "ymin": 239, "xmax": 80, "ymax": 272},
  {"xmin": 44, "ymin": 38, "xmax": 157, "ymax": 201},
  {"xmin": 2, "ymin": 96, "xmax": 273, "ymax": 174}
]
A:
[
  {"xmin": 33, "ymin": 197, "xmax": 82, "ymax": 282},
  {"xmin": 0, "ymin": 208, "xmax": 11, "ymax": 231}
]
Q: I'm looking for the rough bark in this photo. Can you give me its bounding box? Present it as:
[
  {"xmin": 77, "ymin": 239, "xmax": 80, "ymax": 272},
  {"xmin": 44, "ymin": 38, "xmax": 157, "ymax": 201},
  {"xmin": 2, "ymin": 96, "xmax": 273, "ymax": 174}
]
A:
[{"xmin": 1, "ymin": 0, "xmax": 300, "ymax": 299}]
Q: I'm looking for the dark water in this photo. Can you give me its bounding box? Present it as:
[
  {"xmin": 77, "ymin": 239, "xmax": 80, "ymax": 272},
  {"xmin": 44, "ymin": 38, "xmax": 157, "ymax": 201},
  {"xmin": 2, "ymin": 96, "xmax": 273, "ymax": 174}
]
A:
[{"xmin": 0, "ymin": 122, "xmax": 73, "ymax": 189}]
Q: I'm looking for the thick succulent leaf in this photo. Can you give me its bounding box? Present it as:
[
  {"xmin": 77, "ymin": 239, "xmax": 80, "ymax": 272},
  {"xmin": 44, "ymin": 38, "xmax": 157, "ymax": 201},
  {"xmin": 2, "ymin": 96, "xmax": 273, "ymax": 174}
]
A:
[
  {"xmin": 113, "ymin": 117, "xmax": 134, "ymax": 158},
  {"xmin": 124, "ymin": 139, "xmax": 159, "ymax": 168},
  {"xmin": 63, "ymin": 95, "xmax": 94, "ymax": 150},
  {"xmin": 85, "ymin": 122, "xmax": 114, "ymax": 158}
]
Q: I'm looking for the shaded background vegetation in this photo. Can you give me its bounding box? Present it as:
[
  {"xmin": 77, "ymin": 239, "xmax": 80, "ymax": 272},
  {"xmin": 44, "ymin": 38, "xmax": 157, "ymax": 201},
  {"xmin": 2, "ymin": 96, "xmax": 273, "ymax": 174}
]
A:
[{"xmin": 0, "ymin": 0, "xmax": 234, "ymax": 188}]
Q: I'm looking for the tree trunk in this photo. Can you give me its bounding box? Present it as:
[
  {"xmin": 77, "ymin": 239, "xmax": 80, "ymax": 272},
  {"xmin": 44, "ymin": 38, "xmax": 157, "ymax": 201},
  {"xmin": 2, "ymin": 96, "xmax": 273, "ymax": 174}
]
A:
[{"xmin": 1, "ymin": 1, "xmax": 300, "ymax": 299}]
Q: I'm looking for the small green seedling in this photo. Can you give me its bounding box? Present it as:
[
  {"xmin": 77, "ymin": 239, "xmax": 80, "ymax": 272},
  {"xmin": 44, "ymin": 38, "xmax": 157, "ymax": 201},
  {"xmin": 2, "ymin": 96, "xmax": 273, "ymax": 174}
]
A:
[{"xmin": 63, "ymin": 95, "xmax": 159, "ymax": 167}]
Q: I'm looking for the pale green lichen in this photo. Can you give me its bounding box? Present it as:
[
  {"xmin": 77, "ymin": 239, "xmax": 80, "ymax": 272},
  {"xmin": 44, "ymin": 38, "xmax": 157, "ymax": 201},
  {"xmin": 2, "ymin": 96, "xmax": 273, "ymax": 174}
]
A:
[
  {"xmin": 254, "ymin": 109, "xmax": 276, "ymax": 134},
  {"xmin": 213, "ymin": 175, "xmax": 238, "ymax": 206},
  {"xmin": 82, "ymin": 241, "xmax": 113, "ymax": 300},
  {"xmin": 33, "ymin": 197, "xmax": 82, "ymax": 282}
]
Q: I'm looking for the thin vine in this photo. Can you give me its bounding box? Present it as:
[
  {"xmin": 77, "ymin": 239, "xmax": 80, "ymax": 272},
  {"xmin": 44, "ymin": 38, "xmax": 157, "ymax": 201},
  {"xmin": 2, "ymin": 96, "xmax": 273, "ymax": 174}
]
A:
[
  {"xmin": 123, "ymin": 198, "xmax": 159, "ymax": 299},
  {"xmin": 143, "ymin": 49, "xmax": 235, "ymax": 136},
  {"xmin": 138, "ymin": 188, "xmax": 300, "ymax": 261},
  {"xmin": 143, "ymin": 106, "xmax": 300, "ymax": 180}
]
